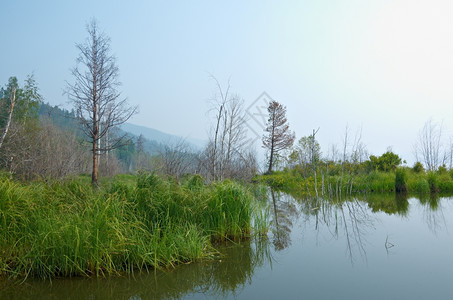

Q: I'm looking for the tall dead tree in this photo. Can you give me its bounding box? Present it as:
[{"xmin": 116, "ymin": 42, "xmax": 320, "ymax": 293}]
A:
[
  {"xmin": 66, "ymin": 19, "xmax": 137, "ymax": 185},
  {"xmin": 414, "ymin": 119, "xmax": 446, "ymax": 172},
  {"xmin": 263, "ymin": 100, "xmax": 295, "ymax": 173},
  {"xmin": 209, "ymin": 76, "xmax": 230, "ymax": 180},
  {"xmin": 204, "ymin": 76, "xmax": 250, "ymax": 180},
  {"xmin": 310, "ymin": 128, "xmax": 320, "ymax": 197},
  {"xmin": 200, "ymin": 76, "xmax": 256, "ymax": 181}
]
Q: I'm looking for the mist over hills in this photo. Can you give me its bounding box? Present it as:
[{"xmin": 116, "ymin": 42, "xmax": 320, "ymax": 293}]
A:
[
  {"xmin": 39, "ymin": 103, "xmax": 205, "ymax": 157},
  {"xmin": 120, "ymin": 123, "xmax": 205, "ymax": 150}
]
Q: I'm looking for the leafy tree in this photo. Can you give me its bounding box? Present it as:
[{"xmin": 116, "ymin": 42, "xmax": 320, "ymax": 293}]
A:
[
  {"xmin": 437, "ymin": 164, "xmax": 448, "ymax": 175},
  {"xmin": 292, "ymin": 133, "xmax": 321, "ymax": 169},
  {"xmin": 263, "ymin": 100, "xmax": 295, "ymax": 173},
  {"xmin": 368, "ymin": 151, "xmax": 402, "ymax": 172},
  {"xmin": 0, "ymin": 75, "xmax": 42, "ymax": 125},
  {"xmin": 0, "ymin": 75, "xmax": 42, "ymax": 149}
]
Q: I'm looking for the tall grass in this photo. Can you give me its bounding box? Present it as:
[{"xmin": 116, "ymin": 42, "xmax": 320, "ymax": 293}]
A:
[
  {"xmin": 395, "ymin": 168, "xmax": 408, "ymax": 193},
  {"xmin": 258, "ymin": 168, "xmax": 453, "ymax": 195},
  {"xmin": 0, "ymin": 173, "xmax": 269, "ymax": 279}
]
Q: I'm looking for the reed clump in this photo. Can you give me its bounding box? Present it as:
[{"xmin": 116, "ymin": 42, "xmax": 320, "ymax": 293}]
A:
[
  {"xmin": 0, "ymin": 173, "xmax": 268, "ymax": 279},
  {"xmin": 395, "ymin": 168, "xmax": 408, "ymax": 193},
  {"xmin": 258, "ymin": 167, "xmax": 453, "ymax": 195}
]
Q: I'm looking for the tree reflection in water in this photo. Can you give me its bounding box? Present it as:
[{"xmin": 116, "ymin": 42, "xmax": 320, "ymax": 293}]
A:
[
  {"xmin": 270, "ymin": 188, "xmax": 376, "ymax": 264},
  {"xmin": 3, "ymin": 191, "xmax": 452, "ymax": 299},
  {"xmin": 274, "ymin": 191, "xmax": 407, "ymax": 264},
  {"xmin": 306, "ymin": 195, "xmax": 374, "ymax": 264},
  {"xmin": 418, "ymin": 194, "xmax": 448, "ymax": 235},
  {"xmin": 270, "ymin": 190, "xmax": 299, "ymax": 251},
  {"xmin": 271, "ymin": 188, "xmax": 451, "ymax": 264}
]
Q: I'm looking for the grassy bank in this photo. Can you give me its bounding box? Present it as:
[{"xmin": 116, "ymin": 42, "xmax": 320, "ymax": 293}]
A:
[
  {"xmin": 256, "ymin": 168, "xmax": 453, "ymax": 196},
  {"xmin": 0, "ymin": 173, "xmax": 269, "ymax": 279}
]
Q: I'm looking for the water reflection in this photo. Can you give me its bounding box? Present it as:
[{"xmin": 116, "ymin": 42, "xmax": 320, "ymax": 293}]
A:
[
  {"xmin": 271, "ymin": 189, "xmax": 452, "ymax": 264},
  {"xmin": 0, "ymin": 239, "xmax": 272, "ymax": 300},
  {"xmin": 365, "ymin": 193, "xmax": 409, "ymax": 216},
  {"xmin": 270, "ymin": 190, "xmax": 299, "ymax": 251},
  {"xmin": 418, "ymin": 195, "xmax": 448, "ymax": 235},
  {"xmin": 2, "ymin": 192, "xmax": 452, "ymax": 299},
  {"xmin": 270, "ymin": 189, "xmax": 375, "ymax": 264}
]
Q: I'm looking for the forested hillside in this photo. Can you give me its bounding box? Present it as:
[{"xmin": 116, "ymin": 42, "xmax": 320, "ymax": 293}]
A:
[{"xmin": 37, "ymin": 102, "xmax": 173, "ymax": 172}]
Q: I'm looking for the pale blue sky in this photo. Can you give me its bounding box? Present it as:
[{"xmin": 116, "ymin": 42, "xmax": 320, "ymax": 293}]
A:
[{"xmin": 2, "ymin": 0, "xmax": 453, "ymax": 163}]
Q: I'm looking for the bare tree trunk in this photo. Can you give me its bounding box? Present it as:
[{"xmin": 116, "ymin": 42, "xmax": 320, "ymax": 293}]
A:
[
  {"xmin": 340, "ymin": 126, "xmax": 349, "ymax": 197},
  {"xmin": 92, "ymin": 88, "xmax": 99, "ymax": 185},
  {"xmin": 268, "ymin": 137, "xmax": 275, "ymax": 173},
  {"xmin": 311, "ymin": 128, "xmax": 320, "ymax": 198},
  {"xmin": 212, "ymin": 104, "xmax": 223, "ymax": 179},
  {"xmin": 321, "ymin": 172, "xmax": 324, "ymax": 198},
  {"xmin": 219, "ymin": 108, "xmax": 228, "ymax": 180},
  {"xmin": 0, "ymin": 88, "xmax": 16, "ymax": 150}
]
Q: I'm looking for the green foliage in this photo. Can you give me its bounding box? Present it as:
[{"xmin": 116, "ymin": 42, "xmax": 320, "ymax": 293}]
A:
[
  {"xmin": 413, "ymin": 162, "xmax": 424, "ymax": 173},
  {"xmin": 0, "ymin": 174, "xmax": 269, "ymax": 279},
  {"xmin": 365, "ymin": 193, "xmax": 409, "ymax": 216},
  {"xmin": 292, "ymin": 135, "xmax": 321, "ymax": 167},
  {"xmin": 114, "ymin": 137, "xmax": 137, "ymax": 168},
  {"xmin": 407, "ymin": 173, "xmax": 430, "ymax": 194},
  {"xmin": 437, "ymin": 164, "xmax": 448, "ymax": 175},
  {"xmin": 435, "ymin": 173, "xmax": 453, "ymax": 193},
  {"xmin": 38, "ymin": 102, "xmax": 79, "ymax": 133},
  {"xmin": 0, "ymin": 75, "xmax": 42, "ymax": 129},
  {"xmin": 351, "ymin": 171, "xmax": 395, "ymax": 193},
  {"xmin": 259, "ymin": 164, "xmax": 453, "ymax": 196},
  {"xmin": 427, "ymin": 171, "xmax": 439, "ymax": 193},
  {"xmin": 185, "ymin": 174, "xmax": 205, "ymax": 191},
  {"xmin": 368, "ymin": 151, "xmax": 402, "ymax": 172},
  {"xmin": 395, "ymin": 168, "xmax": 408, "ymax": 193}
]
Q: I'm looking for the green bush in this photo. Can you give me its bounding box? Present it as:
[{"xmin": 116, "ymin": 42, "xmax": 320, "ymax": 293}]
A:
[
  {"xmin": 395, "ymin": 168, "xmax": 408, "ymax": 193},
  {"xmin": 436, "ymin": 174, "xmax": 453, "ymax": 193},
  {"xmin": 413, "ymin": 162, "xmax": 424, "ymax": 173},
  {"xmin": 427, "ymin": 171, "xmax": 439, "ymax": 193},
  {"xmin": 437, "ymin": 165, "xmax": 448, "ymax": 175},
  {"xmin": 407, "ymin": 175, "xmax": 430, "ymax": 194}
]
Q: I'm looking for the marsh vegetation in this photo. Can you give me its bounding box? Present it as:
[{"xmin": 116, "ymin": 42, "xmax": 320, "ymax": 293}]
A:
[{"xmin": 0, "ymin": 173, "xmax": 269, "ymax": 279}]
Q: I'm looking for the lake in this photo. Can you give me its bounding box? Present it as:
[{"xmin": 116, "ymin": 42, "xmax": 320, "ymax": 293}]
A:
[{"xmin": 1, "ymin": 191, "xmax": 453, "ymax": 299}]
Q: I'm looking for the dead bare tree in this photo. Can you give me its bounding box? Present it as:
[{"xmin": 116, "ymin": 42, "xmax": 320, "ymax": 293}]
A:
[
  {"xmin": 448, "ymin": 137, "xmax": 453, "ymax": 170},
  {"xmin": 207, "ymin": 76, "xmax": 230, "ymax": 180},
  {"xmin": 203, "ymin": 76, "xmax": 253, "ymax": 181},
  {"xmin": 153, "ymin": 139, "xmax": 195, "ymax": 178},
  {"xmin": 414, "ymin": 119, "xmax": 445, "ymax": 172},
  {"xmin": 66, "ymin": 19, "xmax": 137, "ymax": 185},
  {"xmin": 310, "ymin": 128, "xmax": 320, "ymax": 197},
  {"xmin": 263, "ymin": 100, "xmax": 295, "ymax": 173}
]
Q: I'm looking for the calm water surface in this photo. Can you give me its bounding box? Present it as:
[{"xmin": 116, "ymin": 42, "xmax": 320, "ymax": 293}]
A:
[{"xmin": 1, "ymin": 192, "xmax": 453, "ymax": 299}]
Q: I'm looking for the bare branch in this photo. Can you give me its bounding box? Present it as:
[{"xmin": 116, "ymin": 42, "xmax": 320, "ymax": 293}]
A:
[{"xmin": 65, "ymin": 19, "xmax": 138, "ymax": 184}]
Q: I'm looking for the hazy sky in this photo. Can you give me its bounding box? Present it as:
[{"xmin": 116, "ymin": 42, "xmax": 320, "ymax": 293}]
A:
[{"xmin": 2, "ymin": 0, "xmax": 453, "ymax": 164}]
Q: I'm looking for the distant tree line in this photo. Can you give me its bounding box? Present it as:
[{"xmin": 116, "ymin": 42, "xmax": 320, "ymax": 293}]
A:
[{"xmin": 5, "ymin": 20, "xmax": 450, "ymax": 184}]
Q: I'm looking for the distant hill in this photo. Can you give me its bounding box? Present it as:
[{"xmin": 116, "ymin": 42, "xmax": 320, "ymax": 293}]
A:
[
  {"xmin": 120, "ymin": 123, "xmax": 206, "ymax": 150},
  {"xmin": 38, "ymin": 103, "xmax": 205, "ymax": 155}
]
